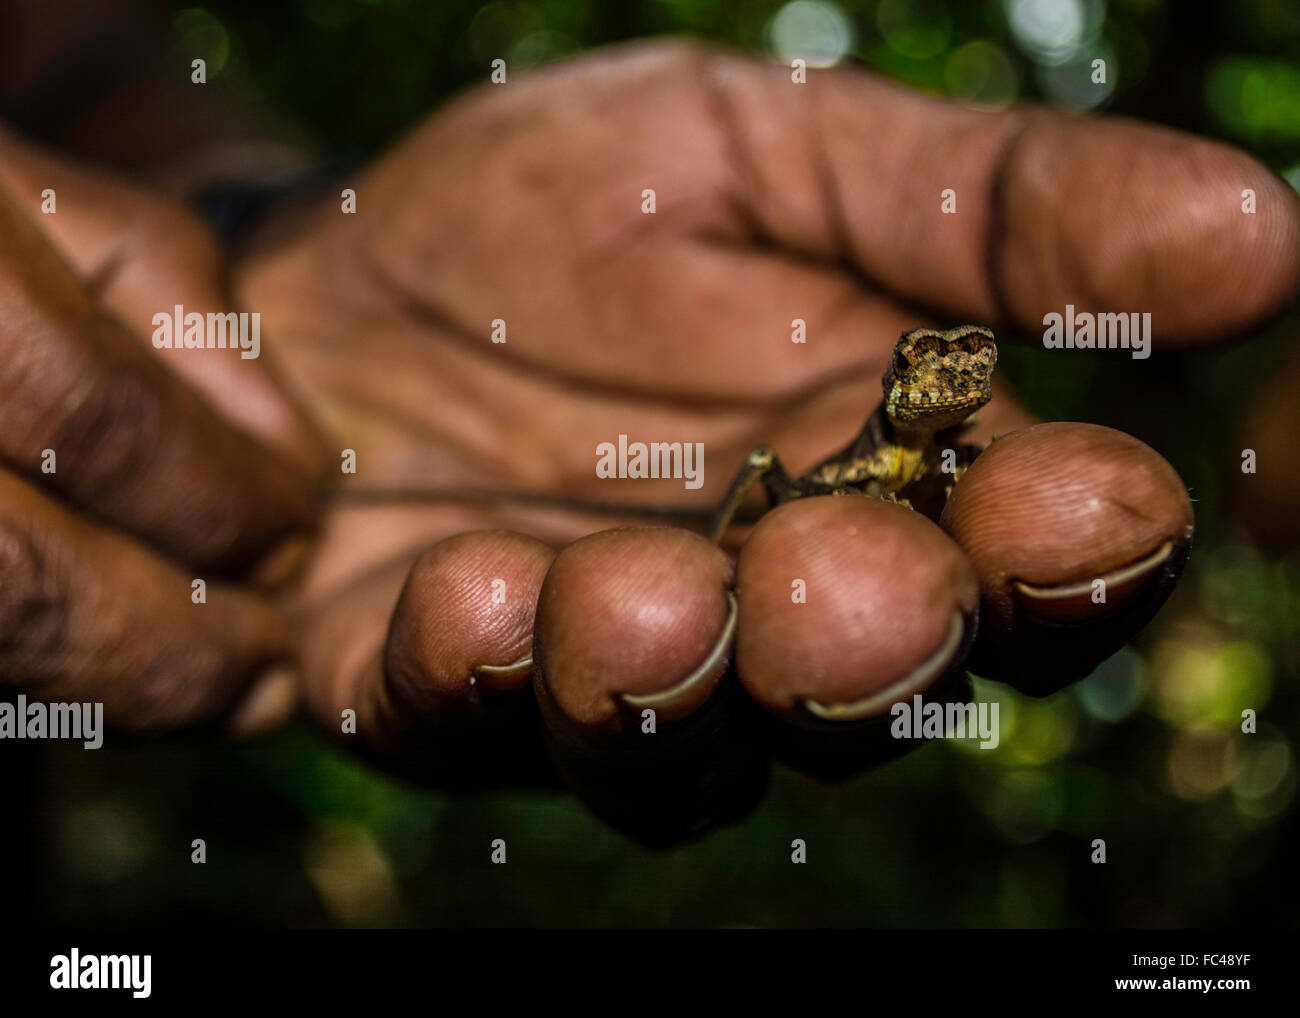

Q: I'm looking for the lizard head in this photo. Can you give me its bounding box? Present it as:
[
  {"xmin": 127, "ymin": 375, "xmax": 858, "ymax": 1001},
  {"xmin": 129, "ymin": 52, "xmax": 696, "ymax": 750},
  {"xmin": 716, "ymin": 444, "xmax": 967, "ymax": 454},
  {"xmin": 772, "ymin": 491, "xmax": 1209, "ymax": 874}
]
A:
[{"xmin": 883, "ymin": 325, "xmax": 997, "ymax": 431}]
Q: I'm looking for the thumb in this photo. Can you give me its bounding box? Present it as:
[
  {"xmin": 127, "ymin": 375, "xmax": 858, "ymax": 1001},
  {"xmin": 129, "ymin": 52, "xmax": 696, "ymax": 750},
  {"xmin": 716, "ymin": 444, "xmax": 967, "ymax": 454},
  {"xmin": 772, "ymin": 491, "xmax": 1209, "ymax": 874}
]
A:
[{"xmin": 702, "ymin": 47, "xmax": 1300, "ymax": 344}]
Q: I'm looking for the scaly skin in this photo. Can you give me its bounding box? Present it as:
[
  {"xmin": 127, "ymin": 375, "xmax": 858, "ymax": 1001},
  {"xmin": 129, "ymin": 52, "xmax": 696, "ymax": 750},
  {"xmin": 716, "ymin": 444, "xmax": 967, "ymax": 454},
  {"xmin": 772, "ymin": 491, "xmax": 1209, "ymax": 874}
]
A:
[{"xmin": 708, "ymin": 326, "xmax": 997, "ymax": 540}]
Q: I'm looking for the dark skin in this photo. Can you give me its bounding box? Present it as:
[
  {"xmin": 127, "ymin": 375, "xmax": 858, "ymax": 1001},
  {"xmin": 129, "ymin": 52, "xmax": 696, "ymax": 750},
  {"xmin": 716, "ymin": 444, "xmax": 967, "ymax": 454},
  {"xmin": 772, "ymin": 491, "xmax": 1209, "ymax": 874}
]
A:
[
  {"xmin": 2, "ymin": 43, "xmax": 1299, "ymax": 837},
  {"xmin": 0, "ymin": 126, "xmax": 324, "ymax": 729}
]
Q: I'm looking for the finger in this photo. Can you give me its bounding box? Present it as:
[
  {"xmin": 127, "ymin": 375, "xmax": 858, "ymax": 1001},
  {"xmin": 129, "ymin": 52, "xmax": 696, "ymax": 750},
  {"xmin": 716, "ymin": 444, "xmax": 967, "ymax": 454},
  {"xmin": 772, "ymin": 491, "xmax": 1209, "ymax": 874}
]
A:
[
  {"xmin": 0, "ymin": 125, "xmax": 326, "ymax": 475},
  {"xmin": 734, "ymin": 495, "xmax": 978, "ymax": 777},
  {"xmin": 0, "ymin": 187, "xmax": 316, "ymax": 572},
  {"xmin": 298, "ymin": 530, "xmax": 558, "ymax": 787},
  {"xmin": 532, "ymin": 526, "xmax": 767, "ymax": 846},
  {"xmin": 0, "ymin": 466, "xmax": 291, "ymax": 730},
  {"xmin": 535, "ymin": 527, "xmax": 735, "ymax": 730},
  {"xmin": 702, "ymin": 46, "xmax": 1300, "ymax": 342},
  {"xmin": 386, "ymin": 531, "xmax": 554, "ymax": 701},
  {"xmin": 289, "ymin": 494, "xmax": 713, "ymax": 758},
  {"xmin": 939, "ymin": 422, "xmax": 1194, "ymax": 694}
]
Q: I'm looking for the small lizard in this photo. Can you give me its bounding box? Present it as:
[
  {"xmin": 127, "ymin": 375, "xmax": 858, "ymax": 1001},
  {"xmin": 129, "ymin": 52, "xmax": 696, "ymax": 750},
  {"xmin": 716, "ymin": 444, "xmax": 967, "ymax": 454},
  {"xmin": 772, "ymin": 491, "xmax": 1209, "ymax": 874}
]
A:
[{"xmin": 707, "ymin": 325, "xmax": 998, "ymax": 542}]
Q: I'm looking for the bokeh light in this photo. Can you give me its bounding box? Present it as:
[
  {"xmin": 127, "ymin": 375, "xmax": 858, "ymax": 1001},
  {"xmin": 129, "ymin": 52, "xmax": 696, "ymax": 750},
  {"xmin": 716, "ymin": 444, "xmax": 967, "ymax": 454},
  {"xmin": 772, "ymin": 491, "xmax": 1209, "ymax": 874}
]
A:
[
  {"xmin": 944, "ymin": 40, "xmax": 1020, "ymax": 108},
  {"xmin": 1207, "ymin": 56, "xmax": 1300, "ymax": 141},
  {"xmin": 1167, "ymin": 727, "xmax": 1237, "ymax": 801},
  {"xmin": 767, "ymin": 1, "xmax": 855, "ymax": 68},
  {"xmin": 509, "ymin": 29, "xmax": 580, "ymax": 68},
  {"xmin": 1231, "ymin": 735, "xmax": 1296, "ymax": 820},
  {"xmin": 1075, "ymin": 647, "xmax": 1146, "ymax": 723},
  {"xmin": 304, "ymin": 820, "xmax": 401, "ymax": 925},
  {"xmin": 1035, "ymin": 42, "xmax": 1116, "ymax": 109},
  {"xmin": 1005, "ymin": 695, "xmax": 1079, "ymax": 765},
  {"xmin": 58, "ymin": 800, "xmax": 155, "ymax": 884},
  {"xmin": 172, "ymin": 7, "xmax": 231, "ymax": 73},
  {"xmin": 1004, "ymin": 0, "xmax": 1103, "ymax": 66},
  {"xmin": 1148, "ymin": 632, "xmax": 1273, "ymax": 730}
]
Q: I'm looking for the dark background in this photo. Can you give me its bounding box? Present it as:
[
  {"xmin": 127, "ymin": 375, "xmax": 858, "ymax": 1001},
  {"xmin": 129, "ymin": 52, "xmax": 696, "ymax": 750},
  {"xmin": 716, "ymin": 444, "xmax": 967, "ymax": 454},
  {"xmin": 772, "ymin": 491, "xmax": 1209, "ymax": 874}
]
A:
[{"xmin": 13, "ymin": 0, "xmax": 1300, "ymax": 927}]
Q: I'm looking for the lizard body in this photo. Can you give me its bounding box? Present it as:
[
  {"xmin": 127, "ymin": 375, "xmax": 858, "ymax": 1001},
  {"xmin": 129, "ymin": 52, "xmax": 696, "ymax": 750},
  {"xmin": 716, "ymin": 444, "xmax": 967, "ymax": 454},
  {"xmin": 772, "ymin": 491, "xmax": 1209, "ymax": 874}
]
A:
[{"xmin": 708, "ymin": 325, "xmax": 997, "ymax": 541}]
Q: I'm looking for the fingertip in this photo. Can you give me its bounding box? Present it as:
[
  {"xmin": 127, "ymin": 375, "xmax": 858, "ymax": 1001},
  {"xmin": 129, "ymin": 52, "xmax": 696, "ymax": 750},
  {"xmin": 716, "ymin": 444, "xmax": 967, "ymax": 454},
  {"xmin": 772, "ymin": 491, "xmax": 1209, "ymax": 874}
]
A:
[
  {"xmin": 734, "ymin": 496, "xmax": 978, "ymax": 718},
  {"xmin": 941, "ymin": 421, "xmax": 1193, "ymax": 691},
  {"xmin": 297, "ymin": 539, "xmax": 559, "ymax": 787},
  {"xmin": 533, "ymin": 526, "xmax": 735, "ymax": 735},
  {"xmin": 999, "ymin": 115, "xmax": 1300, "ymax": 342},
  {"xmin": 530, "ymin": 524, "xmax": 765, "ymax": 846},
  {"xmin": 384, "ymin": 530, "xmax": 555, "ymax": 711}
]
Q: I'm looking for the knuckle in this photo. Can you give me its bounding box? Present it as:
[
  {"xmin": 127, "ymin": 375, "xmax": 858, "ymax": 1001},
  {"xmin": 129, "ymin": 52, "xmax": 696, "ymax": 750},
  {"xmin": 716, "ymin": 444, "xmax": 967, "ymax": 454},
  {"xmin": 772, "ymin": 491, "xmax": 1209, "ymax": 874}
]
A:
[
  {"xmin": 0, "ymin": 515, "xmax": 64, "ymax": 671},
  {"xmin": 54, "ymin": 351, "xmax": 162, "ymax": 486}
]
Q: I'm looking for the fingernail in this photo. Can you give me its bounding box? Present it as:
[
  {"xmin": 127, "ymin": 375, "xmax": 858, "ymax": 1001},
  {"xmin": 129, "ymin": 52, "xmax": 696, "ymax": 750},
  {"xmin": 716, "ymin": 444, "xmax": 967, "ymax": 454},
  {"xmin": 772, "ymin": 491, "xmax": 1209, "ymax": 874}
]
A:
[
  {"xmin": 1013, "ymin": 540, "xmax": 1174, "ymax": 625},
  {"xmin": 620, "ymin": 592, "xmax": 737, "ymax": 724},
  {"xmin": 803, "ymin": 610, "xmax": 966, "ymax": 722},
  {"xmin": 227, "ymin": 666, "xmax": 300, "ymax": 736},
  {"xmin": 472, "ymin": 656, "xmax": 534, "ymax": 692}
]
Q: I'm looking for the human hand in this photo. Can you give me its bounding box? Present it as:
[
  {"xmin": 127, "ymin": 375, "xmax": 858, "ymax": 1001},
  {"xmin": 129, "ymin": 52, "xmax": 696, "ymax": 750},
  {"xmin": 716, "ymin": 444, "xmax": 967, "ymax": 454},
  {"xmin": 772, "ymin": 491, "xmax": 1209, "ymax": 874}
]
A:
[
  {"xmin": 235, "ymin": 43, "xmax": 1300, "ymax": 841},
  {"xmin": 0, "ymin": 128, "xmax": 325, "ymax": 732}
]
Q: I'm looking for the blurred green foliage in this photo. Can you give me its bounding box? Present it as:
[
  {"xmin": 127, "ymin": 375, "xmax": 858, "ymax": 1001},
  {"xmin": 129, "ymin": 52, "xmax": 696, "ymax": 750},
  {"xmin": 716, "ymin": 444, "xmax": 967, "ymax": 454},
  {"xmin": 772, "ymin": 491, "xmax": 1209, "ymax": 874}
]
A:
[{"xmin": 37, "ymin": 0, "xmax": 1300, "ymax": 927}]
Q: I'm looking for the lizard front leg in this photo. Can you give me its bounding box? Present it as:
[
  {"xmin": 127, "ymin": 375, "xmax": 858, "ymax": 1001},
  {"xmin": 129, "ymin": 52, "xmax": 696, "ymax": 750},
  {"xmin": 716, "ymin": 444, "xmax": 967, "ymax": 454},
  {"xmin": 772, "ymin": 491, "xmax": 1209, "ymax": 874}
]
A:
[{"xmin": 707, "ymin": 445, "xmax": 798, "ymax": 543}]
